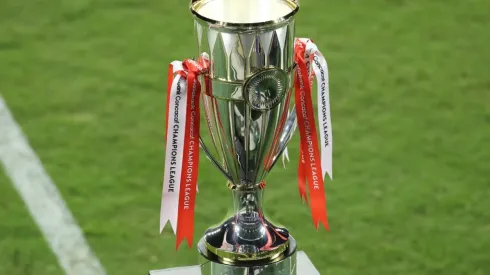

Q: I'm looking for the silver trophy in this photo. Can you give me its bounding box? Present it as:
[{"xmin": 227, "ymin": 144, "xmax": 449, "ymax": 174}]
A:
[{"xmin": 191, "ymin": 0, "xmax": 300, "ymax": 274}]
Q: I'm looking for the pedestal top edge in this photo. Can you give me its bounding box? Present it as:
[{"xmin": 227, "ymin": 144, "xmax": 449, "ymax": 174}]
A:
[{"xmin": 148, "ymin": 251, "xmax": 320, "ymax": 275}]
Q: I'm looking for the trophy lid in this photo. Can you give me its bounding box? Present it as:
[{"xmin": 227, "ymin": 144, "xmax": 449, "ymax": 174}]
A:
[{"xmin": 191, "ymin": 0, "xmax": 299, "ymax": 26}]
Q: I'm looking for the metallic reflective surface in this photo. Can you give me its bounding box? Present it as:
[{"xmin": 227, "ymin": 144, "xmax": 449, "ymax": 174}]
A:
[
  {"xmin": 200, "ymin": 251, "xmax": 297, "ymax": 275},
  {"xmin": 192, "ymin": 0, "xmax": 299, "ymax": 269},
  {"xmin": 243, "ymin": 68, "xmax": 288, "ymax": 111}
]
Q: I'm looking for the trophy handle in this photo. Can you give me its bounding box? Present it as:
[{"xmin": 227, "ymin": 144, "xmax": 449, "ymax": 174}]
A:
[
  {"xmin": 268, "ymin": 106, "xmax": 298, "ymax": 171},
  {"xmin": 199, "ymin": 136, "xmax": 234, "ymax": 183}
]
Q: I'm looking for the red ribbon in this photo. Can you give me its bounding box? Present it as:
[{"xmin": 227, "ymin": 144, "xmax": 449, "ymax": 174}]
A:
[
  {"xmin": 294, "ymin": 40, "xmax": 329, "ymax": 230},
  {"xmin": 173, "ymin": 59, "xmax": 206, "ymax": 249},
  {"xmin": 298, "ymin": 147, "xmax": 308, "ymax": 204}
]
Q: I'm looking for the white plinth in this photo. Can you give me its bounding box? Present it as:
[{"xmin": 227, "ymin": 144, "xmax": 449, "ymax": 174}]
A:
[{"xmin": 149, "ymin": 251, "xmax": 319, "ymax": 275}]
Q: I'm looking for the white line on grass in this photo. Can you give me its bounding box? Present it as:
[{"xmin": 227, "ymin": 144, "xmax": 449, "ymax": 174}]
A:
[{"xmin": 0, "ymin": 96, "xmax": 107, "ymax": 275}]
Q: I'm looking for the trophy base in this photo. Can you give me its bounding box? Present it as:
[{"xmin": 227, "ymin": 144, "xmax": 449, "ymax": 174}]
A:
[
  {"xmin": 200, "ymin": 252, "xmax": 296, "ymax": 275},
  {"xmin": 148, "ymin": 251, "xmax": 320, "ymax": 275},
  {"xmin": 197, "ymin": 216, "xmax": 296, "ymax": 266}
]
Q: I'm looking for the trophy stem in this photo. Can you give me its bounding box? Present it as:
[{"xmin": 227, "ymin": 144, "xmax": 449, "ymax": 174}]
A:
[{"xmin": 231, "ymin": 187, "xmax": 266, "ymax": 248}]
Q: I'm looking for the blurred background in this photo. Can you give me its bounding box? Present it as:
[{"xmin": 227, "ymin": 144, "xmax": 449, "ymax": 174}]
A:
[{"xmin": 0, "ymin": 0, "xmax": 489, "ymax": 274}]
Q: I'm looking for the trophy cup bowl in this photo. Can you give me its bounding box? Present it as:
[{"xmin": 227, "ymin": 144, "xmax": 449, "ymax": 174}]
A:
[{"xmin": 192, "ymin": 0, "xmax": 300, "ymax": 273}]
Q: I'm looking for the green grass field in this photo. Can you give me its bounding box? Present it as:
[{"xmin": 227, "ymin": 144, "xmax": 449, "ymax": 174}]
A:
[{"xmin": 1, "ymin": 0, "xmax": 489, "ymax": 274}]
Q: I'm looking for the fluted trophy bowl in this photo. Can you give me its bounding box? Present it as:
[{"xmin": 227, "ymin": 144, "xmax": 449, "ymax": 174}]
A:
[{"xmin": 191, "ymin": 0, "xmax": 299, "ymax": 273}]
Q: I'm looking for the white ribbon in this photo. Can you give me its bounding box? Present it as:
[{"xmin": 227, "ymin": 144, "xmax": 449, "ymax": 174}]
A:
[
  {"xmin": 160, "ymin": 63, "xmax": 188, "ymax": 233},
  {"xmin": 300, "ymin": 38, "xmax": 333, "ymax": 180}
]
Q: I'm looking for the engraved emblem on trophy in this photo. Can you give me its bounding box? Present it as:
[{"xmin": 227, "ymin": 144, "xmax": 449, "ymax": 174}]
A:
[{"xmin": 158, "ymin": 0, "xmax": 333, "ymax": 274}]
